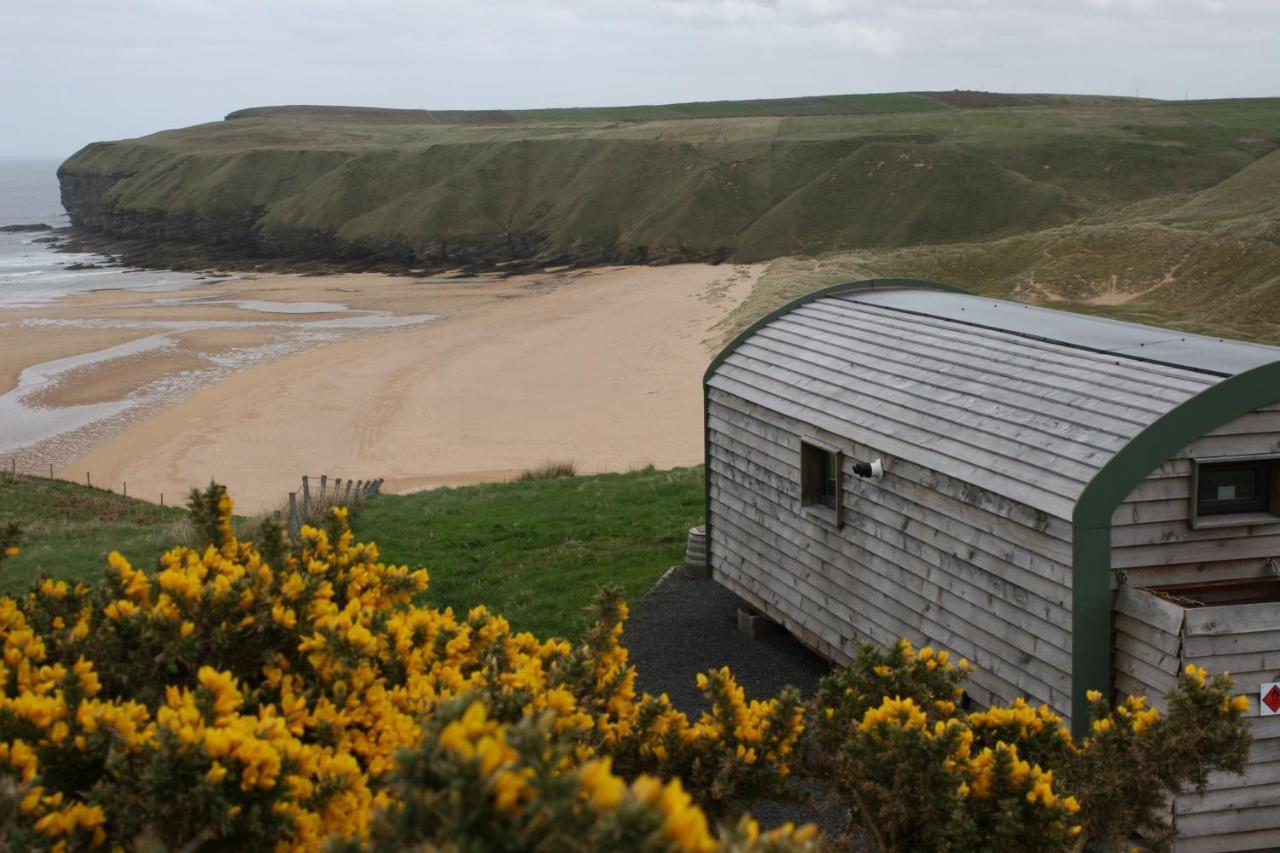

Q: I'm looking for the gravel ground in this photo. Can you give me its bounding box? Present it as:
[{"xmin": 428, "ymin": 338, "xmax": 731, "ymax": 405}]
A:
[{"xmin": 626, "ymin": 568, "xmax": 854, "ymax": 844}]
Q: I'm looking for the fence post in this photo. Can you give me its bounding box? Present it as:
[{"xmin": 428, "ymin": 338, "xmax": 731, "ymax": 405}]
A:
[
  {"xmin": 344, "ymin": 480, "xmax": 353, "ymax": 503},
  {"xmin": 86, "ymin": 472, "xmax": 91, "ymax": 488},
  {"xmin": 333, "ymin": 478, "xmax": 342, "ymax": 502},
  {"xmin": 123, "ymin": 482, "xmax": 127, "ymax": 498},
  {"xmin": 320, "ymin": 475, "xmax": 327, "ymax": 500},
  {"xmin": 49, "ymin": 464, "xmax": 53, "ymax": 479},
  {"xmin": 160, "ymin": 493, "xmax": 164, "ymax": 507},
  {"xmin": 301, "ymin": 476, "xmax": 310, "ymax": 518},
  {"xmin": 288, "ymin": 492, "xmax": 300, "ymax": 537}
]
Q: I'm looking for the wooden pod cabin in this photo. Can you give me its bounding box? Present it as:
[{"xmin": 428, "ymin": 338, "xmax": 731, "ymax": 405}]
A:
[{"xmin": 703, "ymin": 279, "xmax": 1280, "ymax": 850}]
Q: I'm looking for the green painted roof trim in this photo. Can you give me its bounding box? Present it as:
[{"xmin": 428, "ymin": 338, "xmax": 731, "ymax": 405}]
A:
[{"xmin": 1070, "ymin": 359, "xmax": 1280, "ymax": 736}]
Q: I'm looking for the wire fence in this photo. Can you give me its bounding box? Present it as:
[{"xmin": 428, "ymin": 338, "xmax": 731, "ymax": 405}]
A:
[
  {"xmin": 2, "ymin": 456, "xmax": 384, "ymax": 526},
  {"xmin": 285, "ymin": 475, "xmax": 384, "ymax": 536}
]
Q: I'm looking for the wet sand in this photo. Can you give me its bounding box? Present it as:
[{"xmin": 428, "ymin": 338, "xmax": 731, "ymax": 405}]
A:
[{"xmin": 1, "ymin": 264, "xmax": 757, "ymax": 511}]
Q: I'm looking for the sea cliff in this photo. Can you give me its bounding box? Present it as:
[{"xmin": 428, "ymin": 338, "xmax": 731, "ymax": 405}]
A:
[{"xmin": 58, "ymin": 96, "xmax": 1276, "ymax": 272}]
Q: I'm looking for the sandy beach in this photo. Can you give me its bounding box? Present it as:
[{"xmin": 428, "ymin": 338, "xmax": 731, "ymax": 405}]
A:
[{"xmin": 1, "ymin": 264, "xmax": 758, "ymax": 511}]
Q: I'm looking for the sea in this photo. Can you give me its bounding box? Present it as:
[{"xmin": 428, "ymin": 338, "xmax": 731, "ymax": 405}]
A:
[{"xmin": 0, "ymin": 157, "xmax": 202, "ymax": 307}]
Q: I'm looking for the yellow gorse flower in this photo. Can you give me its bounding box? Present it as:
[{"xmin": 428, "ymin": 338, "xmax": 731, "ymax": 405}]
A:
[{"xmin": 0, "ymin": 488, "xmax": 816, "ymax": 852}]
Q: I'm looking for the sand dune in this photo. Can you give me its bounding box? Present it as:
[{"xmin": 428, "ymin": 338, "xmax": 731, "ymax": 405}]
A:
[{"xmin": 47, "ymin": 264, "xmax": 757, "ymax": 511}]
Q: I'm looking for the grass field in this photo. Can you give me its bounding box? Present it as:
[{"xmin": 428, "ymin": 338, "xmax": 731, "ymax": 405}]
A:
[
  {"xmin": 0, "ymin": 467, "xmax": 705, "ymax": 639},
  {"xmin": 353, "ymin": 467, "xmax": 704, "ymax": 639},
  {"xmin": 0, "ymin": 475, "xmax": 184, "ymax": 594}
]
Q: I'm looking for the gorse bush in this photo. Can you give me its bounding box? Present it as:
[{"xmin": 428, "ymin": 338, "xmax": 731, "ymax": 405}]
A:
[
  {"xmin": 0, "ymin": 484, "xmax": 815, "ymax": 851},
  {"xmin": 0, "ymin": 483, "xmax": 1254, "ymax": 851},
  {"xmin": 811, "ymin": 639, "xmax": 1251, "ymax": 852}
]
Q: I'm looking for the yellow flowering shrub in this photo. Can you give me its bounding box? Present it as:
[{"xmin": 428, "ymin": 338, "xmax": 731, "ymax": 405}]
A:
[
  {"xmin": 810, "ymin": 641, "xmax": 1252, "ymax": 852},
  {"xmin": 1067, "ymin": 667, "xmax": 1251, "ymax": 850},
  {"xmin": 0, "ymin": 484, "xmax": 816, "ymax": 852}
]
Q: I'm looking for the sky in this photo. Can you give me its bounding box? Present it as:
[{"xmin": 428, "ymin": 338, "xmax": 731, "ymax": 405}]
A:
[{"xmin": 1, "ymin": 0, "xmax": 1277, "ymax": 157}]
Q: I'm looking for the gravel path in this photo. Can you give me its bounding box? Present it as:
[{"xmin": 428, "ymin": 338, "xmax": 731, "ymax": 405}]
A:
[{"xmin": 626, "ymin": 569, "xmax": 852, "ymax": 842}]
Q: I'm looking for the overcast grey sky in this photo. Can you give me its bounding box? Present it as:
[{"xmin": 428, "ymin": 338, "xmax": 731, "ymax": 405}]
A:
[{"xmin": 1, "ymin": 0, "xmax": 1276, "ymax": 158}]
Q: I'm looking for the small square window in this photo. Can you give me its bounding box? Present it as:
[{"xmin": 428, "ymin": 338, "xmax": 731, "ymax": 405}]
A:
[
  {"xmin": 1197, "ymin": 460, "xmax": 1272, "ymax": 516},
  {"xmin": 1192, "ymin": 458, "xmax": 1280, "ymax": 528},
  {"xmin": 801, "ymin": 439, "xmax": 842, "ymax": 525}
]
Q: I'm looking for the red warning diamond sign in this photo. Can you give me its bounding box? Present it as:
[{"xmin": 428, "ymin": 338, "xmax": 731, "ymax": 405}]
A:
[{"xmin": 1261, "ymin": 683, "xmax": 1280, "ymax": 716}]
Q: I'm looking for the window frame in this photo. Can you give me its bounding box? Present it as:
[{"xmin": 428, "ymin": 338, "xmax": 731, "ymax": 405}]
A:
[
  {"xmin": 800, "ymin": 437, "xmax": 843, "ymax": 528},
  {"xmin": 1189, "ymin": 455, "xmax": 1280, "ymax": 529}
]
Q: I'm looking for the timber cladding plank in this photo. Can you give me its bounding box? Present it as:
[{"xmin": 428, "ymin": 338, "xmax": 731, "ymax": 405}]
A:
[
  {"xmin": 1113, "ymin": 534, "xmax": 1280, "ymax": 570},
  {"xmin": 1184, "ymin": 629, "xmax": 1280, "ymax": 657},
  {"xmin": 1176, "ymin": 780, "xmax": 1280, "ymax": 816},
  {"xmin": 1175, "ymin": 826, "xmax": 1280, "ymax": 852},
  {"xmin": 1185, "ymin": 601, "xmax": 1280, "ymax": 636},
  {"xmin": 1177, "ymin": 432, "xmax": 1280, "ymax": 460},
  {"xmin": 1176, "ymin": 804, "xmax": 1280, "ymax": 837},
  {"xmin": 1115, "ymin": 587, "xmax": 1187, "ymax": 634},
  {"xmin": 1112, "ymin": 497, "xmax": 1192, "ymax": 526}
]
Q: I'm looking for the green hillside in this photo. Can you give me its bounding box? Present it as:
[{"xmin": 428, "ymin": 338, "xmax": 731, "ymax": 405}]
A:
[{"xmin": 59, "ymin": 93, "xmax": 1278, "ymax": 270}]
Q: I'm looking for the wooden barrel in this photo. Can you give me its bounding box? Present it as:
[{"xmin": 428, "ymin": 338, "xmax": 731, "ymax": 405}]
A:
[{"xmin": 684, "ymin": 525, "xmax": 707, "ymax": 577}]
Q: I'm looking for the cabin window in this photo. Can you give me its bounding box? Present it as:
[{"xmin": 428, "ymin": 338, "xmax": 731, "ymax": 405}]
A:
[
  {"xmin": 800, "ymin": 439, "xmax": 842, "ymax": 525},
  {"xmin": 1192, "ymin": 458, "xmax": 1279, "ymax": 525}
]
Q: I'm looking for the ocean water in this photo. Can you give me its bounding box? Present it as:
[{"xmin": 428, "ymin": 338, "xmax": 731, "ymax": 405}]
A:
[{"xmin": 0, "ymin": 158, "xmax": 203, "ymax": 307}]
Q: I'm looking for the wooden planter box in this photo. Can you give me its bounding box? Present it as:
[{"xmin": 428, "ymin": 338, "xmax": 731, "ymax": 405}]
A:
[{"xmin": 1115, "ymin": 579, "xmax": 1280, "ymax": 852}]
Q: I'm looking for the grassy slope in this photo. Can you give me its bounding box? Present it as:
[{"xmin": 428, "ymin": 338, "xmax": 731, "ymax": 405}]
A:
[
  {"xmin": 0, "ymin": 468, "xmax": 704, "ymax": 639},
  {"xmin": 0, "ymin": 475, "xmax": 184, "ymax": 594},
  {"xmin": 353, "ymin": 467, "xmax": 703, "ymax": 639}
]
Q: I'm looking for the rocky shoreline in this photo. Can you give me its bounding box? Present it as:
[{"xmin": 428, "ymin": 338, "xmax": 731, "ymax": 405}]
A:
[
  {"xmin": 56, "ymin": 161, "xmax": 733, "ymax": 278},
  {"xmin": 46, "ymin": 227, "xmax": 592, "ymax": 279}
]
